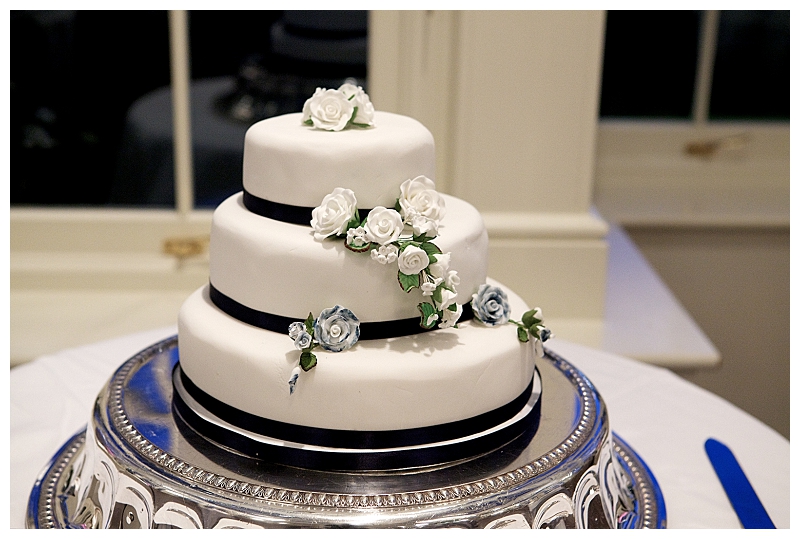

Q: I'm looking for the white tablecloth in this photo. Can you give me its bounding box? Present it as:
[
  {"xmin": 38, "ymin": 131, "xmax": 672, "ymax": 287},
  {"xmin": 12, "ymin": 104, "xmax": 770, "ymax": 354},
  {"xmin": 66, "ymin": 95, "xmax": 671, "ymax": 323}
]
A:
[{"xmin": 10, "ymin": 327, "xmax": 789, "ymax": 529}]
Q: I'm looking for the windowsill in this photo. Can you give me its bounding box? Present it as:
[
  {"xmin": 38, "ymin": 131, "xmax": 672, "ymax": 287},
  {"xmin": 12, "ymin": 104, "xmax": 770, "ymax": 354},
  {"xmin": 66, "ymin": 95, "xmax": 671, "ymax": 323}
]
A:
[{"xmin": 595, "ymin": 185, "xmax": 789, "ymax": 228}]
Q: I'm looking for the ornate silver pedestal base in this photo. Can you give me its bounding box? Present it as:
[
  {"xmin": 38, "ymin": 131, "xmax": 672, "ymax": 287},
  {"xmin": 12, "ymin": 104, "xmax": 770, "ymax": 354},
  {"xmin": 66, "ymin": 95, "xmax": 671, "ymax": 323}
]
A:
[{"xmin": 27, "ymin": 337, "xmax": 666, "ymax": 529}]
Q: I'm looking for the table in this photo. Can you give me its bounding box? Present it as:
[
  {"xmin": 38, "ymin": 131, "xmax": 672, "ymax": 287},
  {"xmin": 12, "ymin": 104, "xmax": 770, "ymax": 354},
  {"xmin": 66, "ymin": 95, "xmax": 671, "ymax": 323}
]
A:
[{"xmin": 9, "ymin": 326, "xmax": 789, "ymax": 529}]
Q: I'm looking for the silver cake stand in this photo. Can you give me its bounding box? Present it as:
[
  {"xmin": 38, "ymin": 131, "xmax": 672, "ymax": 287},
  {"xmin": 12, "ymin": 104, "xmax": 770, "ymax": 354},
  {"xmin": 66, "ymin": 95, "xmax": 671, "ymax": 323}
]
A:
[{"xmin": 27, "ymin": 336, "xmax": 666, "ymax": 529}]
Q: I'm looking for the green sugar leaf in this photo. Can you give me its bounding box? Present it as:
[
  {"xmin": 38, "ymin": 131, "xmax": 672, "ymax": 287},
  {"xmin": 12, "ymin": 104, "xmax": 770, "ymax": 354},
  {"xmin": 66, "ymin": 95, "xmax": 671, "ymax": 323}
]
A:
[
  {"xmin": 299, "ymin": 351, "xmax": 317, "ymax": 371},
  {"xmin": 432, "ymin": 284, "xmax": 443, "ymax": 304},
  {"xmin": 304, "ymin": 313, "xmax": 315, "ymax": 333},
  {"xmin": 394, "ymin": 199, "xmax": 402, "ymax": 213},
  {"xmin": 418, "ymin": 302, "xmax": 438, "ymax": 329},
  {"xmin": 345, "ymin": 240, "xmax": 372, "ymax": 253},
  {"xmin": 398, "ymin": 271, "xmax": 420, "ymax": 292},
  {"xmin": 419, "ymin": 241, "xmax": 443, "ymax": 257},
  {"xmin": 521, "ymin": 309, "xmax": 541, "ymax": 329},
  {"xmin": 517, "ymin": 326, "xmax": 530, "ymax": 343}
]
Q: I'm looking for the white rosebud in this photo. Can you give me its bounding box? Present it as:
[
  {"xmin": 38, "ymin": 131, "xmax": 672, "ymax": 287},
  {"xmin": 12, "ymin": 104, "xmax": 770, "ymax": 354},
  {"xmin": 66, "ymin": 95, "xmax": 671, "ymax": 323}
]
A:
[
  {"xmin": 439, "ymin": 303, "xmax": 463, "ymax": 329},
  {"xmin": 437, "ymin": 288, "xmax": 458, "ymax": 311},
  {"xmin": 397, "ymin": 245, "xmax": 430, "ymax": 275},
  {"xmin": 288, "ymin": 365, "xmax": 302, "ymax": 395},
  {"xmin": 363, "ymin": 207, "xmax": 404, "ymax": 245},
  {"xmin": 302, "ymin": 87, "xmax": 355, "ymax": 131},
  {"xmin": 399, "ymin": 176, "xmax": 446, "ymax": 223},
  {"xmin": 310, "ymin": 188, "xmax": 358, "ymax": 240},
  {"xmin": 294, "ymin": 331, "xmax": 313, "ymax": 350},
  {"xmin": 338, "ymin": 83, "xmax": 375, "ymax": 126},
  {"xmin": 288, "ymin": 321, "xmax": 305, "ymax": 340},
  {"xmin": 428, "ymin": 252, "xmax": 451, "ymax": 280},
  {"xmin": 445, "ymin": 270, "xmax": 460, "ymax": 289}
]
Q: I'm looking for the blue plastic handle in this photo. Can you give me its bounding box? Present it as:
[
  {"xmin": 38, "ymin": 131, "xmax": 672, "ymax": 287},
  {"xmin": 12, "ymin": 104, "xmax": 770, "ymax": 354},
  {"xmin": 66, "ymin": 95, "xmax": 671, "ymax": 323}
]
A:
[{"xmin": 704, "ymin": 438, "xmax": 775, "ymax": 529}]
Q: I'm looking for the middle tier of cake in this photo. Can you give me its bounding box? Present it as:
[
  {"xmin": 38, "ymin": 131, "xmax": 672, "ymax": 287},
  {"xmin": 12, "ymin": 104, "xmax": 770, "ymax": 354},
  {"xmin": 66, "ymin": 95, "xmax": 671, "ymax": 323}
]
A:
[{"xmin": 209, "ymin": 192, "xmax": 489, "ymax": 324}]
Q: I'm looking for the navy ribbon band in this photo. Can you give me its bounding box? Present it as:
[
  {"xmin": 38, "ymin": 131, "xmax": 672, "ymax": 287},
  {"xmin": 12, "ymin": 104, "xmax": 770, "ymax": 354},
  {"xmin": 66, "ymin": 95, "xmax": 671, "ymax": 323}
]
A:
[
  {"xmin": 173, "ymin": 364, "xmax": 540, "ymax": 470},
  {"xmin": 243, "ymin": 189, "xmax": 373, "ymax": 227},
  {"xmin": 209, "ymin": 282, "xmax": 474, "ymax": 340}
]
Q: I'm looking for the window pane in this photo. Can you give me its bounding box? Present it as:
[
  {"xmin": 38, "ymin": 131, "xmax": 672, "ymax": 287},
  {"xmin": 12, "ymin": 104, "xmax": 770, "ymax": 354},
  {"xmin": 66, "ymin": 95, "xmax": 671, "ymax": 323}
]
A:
[
  {"xmin": 599, "ymin": 11, "xmax": 701, "ymax": 119},
  {"xmin": 186, "ymin": 10, "xmax": 368, "ymax": 208},
  {"xmin": 709, "ymin": 10, "xmax": 789, "ymax": 121},
  {"xmin": 11, "ymin": 11, "xmax": 171, "ymax": 207}
]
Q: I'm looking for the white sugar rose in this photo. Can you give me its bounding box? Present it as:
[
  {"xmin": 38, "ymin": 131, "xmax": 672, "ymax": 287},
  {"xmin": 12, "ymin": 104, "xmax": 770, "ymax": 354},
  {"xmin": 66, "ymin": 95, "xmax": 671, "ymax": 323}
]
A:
[
  {"xmin": 311, "ymin": 188, "xmax": 358, "ymax": 240},
  {"xmin": 339, "ymin": 83, "xmax": 375, "ymax": 126},
  {"xmin": 397, "ymin": 245, "xmax": 429, "ymax": 275},
  {"xmin": 399, "ymin": 176, "xmax": 446, "ymax": 223},
  {"xmin": 302, "ymin": 87, "xmax": 355, "ymax": 131},
  {"xmin": 410, "ymin": 214, "xmax": 439, "ymax": 237},
  {"xmin": 363, "ymin": 207, "xmax": 403, "ymax": 245}
]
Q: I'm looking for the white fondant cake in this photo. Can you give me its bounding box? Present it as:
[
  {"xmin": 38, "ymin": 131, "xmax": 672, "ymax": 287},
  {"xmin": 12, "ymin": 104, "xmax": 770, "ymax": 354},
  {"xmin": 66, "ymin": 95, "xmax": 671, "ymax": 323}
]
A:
[{"xmin": 176, "ymin": 85, "xmax": 550, "ymax": 469}]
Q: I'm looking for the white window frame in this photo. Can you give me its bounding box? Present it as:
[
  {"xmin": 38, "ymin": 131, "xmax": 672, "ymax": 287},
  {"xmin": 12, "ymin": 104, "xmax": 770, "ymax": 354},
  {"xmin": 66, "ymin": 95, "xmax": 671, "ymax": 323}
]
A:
[{"xmin": 593, "ymin": 10, "xmax": 789, "ymax": 228}]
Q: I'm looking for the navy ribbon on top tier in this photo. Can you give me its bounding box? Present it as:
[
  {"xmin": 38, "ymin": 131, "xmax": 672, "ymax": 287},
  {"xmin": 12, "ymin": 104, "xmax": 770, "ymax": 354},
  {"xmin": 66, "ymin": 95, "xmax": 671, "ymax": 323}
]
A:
[
  {"xmin": 243, "ymin": 189, "xmax": 373, "ymax": 227},
  {"xmin": 209, "ymin": 283, "xmax": 473, "ymax": 340}
]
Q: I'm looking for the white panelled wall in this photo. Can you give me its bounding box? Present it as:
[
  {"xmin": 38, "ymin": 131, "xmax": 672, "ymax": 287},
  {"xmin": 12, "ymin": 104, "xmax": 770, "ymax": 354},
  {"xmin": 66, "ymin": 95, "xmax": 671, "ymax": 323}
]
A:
[{"xmin": 369, "ymin": 11, "xmax": 609, "ymax": 345}]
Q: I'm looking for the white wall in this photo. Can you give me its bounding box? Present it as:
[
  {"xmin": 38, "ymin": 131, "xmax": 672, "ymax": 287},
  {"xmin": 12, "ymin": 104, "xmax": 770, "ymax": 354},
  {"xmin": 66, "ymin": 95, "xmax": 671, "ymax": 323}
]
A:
[{"xmin": 627, "ymin": 226, "xmax": 789, "ymax": 439}]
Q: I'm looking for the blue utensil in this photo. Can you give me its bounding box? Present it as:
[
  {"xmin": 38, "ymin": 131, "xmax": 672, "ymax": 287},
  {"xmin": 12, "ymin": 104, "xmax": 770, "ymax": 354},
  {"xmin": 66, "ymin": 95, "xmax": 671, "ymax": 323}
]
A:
[{"xmin": 704, "ymin": 438, "xmax": 775, "ymax": 529}]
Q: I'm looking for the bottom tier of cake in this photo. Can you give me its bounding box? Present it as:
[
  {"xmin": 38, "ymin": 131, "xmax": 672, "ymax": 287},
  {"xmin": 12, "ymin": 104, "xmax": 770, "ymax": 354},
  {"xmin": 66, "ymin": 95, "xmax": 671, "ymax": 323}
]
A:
[{"xmin": 27, "ymin": 337, "xmax": 666, "ymax": 529}]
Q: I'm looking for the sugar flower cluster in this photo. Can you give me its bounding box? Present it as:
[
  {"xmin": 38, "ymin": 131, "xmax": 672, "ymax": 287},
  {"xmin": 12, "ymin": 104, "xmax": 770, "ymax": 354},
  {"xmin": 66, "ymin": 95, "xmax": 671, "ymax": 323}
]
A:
[
  {"xmin": 287, "ymin": 306, "xmax": 360, "ymax": 394},
  {"xmin": 470, "ymin": 284, "xmax": 552, "ymax": 358},
  {"xmin": 302, "ymin": 83, "xmax": 375, "ymax": 131},
  {"xmin": 311, "ymin": 176, "xmax": 462, "ymax": 331}
]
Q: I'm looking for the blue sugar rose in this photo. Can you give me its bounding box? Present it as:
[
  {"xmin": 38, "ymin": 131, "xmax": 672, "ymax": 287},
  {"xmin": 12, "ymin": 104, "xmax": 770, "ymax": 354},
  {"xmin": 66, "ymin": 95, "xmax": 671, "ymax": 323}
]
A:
[
  {"xmin": 314, "ymin": 305, "xmax": 361, "ymax": 352},
  {"xmin": 471, "ymin": 284, "xmax": 511, "ymax": 327}
]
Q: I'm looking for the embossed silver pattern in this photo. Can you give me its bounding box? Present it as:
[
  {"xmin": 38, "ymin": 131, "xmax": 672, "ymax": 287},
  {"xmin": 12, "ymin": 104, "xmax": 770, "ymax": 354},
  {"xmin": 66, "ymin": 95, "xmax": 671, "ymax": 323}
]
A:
[{"xmin": 27, "ymin": 337, "xmax": 666, "ymax": 529}]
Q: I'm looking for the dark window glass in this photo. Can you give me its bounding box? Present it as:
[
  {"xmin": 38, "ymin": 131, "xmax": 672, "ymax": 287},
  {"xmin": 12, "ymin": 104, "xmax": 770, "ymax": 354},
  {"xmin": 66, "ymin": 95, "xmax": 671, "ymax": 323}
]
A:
[
  {"xmin": 11, "ymin": 11, "xmax": 171, "ymax": 206},
  {"xmin": 182, "ymin": 10, "xmax": 368, "ymax": 208},
  {"xmin": 600, "ymin": 11, "xmax": 701, "ymax": 119},
  {"xmin": 11, "ymin": 10, "xmax": 367, "ymax": 209},
  {"xmin": 709, "ymin": 10, "xmax": 789, "ymax": 121}
]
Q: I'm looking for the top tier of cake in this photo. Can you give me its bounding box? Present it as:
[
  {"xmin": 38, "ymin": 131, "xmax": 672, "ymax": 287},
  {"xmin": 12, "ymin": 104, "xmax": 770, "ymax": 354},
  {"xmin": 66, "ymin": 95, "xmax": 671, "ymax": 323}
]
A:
[{"xmin": 243, "ymin": 111, "xmax": 435, "ymax": 209}]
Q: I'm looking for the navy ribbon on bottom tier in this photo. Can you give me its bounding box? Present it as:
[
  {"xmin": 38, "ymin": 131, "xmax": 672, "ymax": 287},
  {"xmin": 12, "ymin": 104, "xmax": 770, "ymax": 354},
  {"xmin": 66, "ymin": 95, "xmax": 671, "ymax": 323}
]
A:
[{"xmin": 173, "ymin": 364, "xmax": 540, "ymax": 471}]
